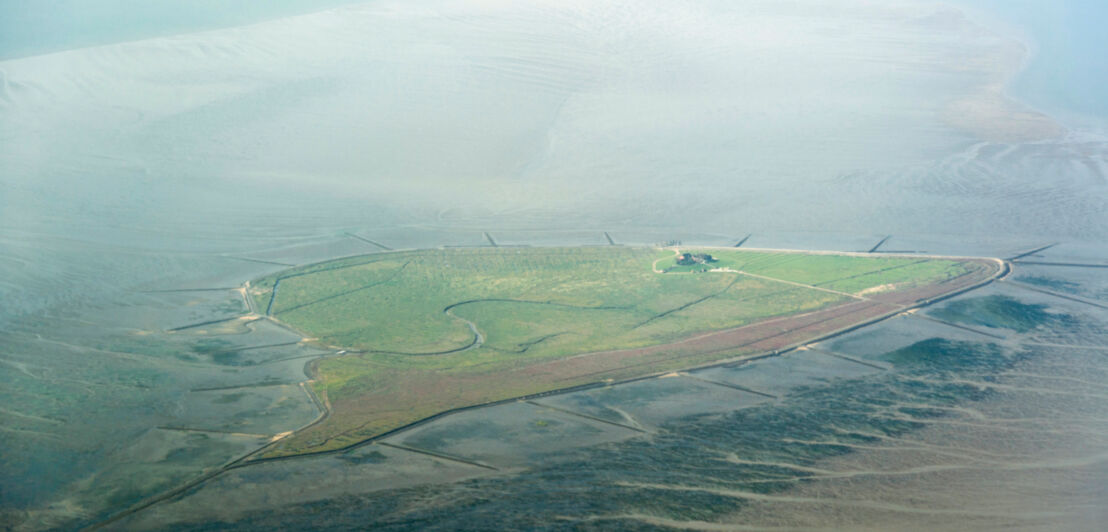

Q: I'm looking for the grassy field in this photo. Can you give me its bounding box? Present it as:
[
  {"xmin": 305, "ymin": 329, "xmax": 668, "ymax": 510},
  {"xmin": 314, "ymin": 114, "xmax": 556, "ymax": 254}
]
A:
[{"xmin": 247, "ymin": 247, "xmax": 985, "ymax": 457}]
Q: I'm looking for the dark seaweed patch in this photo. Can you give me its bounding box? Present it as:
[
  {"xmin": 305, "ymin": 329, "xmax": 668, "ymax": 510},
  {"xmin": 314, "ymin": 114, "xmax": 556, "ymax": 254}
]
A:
[
  {"xmin": 213, "ymin": 393, "xmax": 247, "ymax": 405},
  {"xmin": 928, "ymin": 295, "xmax": 1075, "ymax": 333},
  {"xmin": 879, "ymin": 337, "xmax": 1013, "ymax": 374},
  {"xmin": 1018, "ymin": 275, "xmax": 1083, "ymax": 294},
  {"xmin": 336, "ymin": 450, "xmax": 388, "ymax": 465}
]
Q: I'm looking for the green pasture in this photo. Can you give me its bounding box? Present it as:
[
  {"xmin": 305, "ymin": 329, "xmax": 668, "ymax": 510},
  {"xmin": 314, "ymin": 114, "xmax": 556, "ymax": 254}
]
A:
[{"xmin": 247, "ymin": 246, "xmax": 975, "ymax": 455}]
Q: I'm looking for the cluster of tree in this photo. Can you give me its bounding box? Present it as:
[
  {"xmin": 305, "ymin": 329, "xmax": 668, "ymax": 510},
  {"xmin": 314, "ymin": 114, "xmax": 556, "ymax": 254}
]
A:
[{"xmin": 676, "ymin": 252, "xmax": 717, "ymax": 266}]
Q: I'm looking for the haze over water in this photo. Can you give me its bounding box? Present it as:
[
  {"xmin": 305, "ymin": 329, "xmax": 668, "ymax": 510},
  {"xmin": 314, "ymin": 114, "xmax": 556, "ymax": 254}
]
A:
[
  {"xmin": 1, "ymin": 0, "xmax": 1105, "ymax": 529},
  {"xmin": 956, "ymin": 0, "xmax": 1108, "ymax": 131}
]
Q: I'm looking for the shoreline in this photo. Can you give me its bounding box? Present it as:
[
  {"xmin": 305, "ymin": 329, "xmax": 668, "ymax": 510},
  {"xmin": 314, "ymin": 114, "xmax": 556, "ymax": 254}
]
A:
[{"xmin": 946, "ymin": 0, "xmax": 1106, "ymax": 137}]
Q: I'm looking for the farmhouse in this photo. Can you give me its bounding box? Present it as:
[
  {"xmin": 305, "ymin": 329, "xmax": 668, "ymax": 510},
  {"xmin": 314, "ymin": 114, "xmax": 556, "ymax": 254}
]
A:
[{"xmin": 676, "ymin": 252, "xmax": 717, "ymax": 266}]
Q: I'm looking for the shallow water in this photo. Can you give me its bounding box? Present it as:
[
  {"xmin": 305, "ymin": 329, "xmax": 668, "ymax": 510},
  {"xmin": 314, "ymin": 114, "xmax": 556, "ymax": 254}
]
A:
[
  {"xmin": 1, "ymin": 0, "xmax": 1106, "ymax": 529},
  {"xmin": 956, "ymin": 0, "xmax": 1108, "ymax": 131},
  {"xmin": 0, "ymin": 0, "xmax": 363, "ymax": 60}
]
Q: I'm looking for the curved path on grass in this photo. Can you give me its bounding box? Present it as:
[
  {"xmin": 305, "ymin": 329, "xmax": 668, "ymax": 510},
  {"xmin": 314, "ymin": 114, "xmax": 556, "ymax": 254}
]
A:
[{"xmin": 356, "ymin": 298, "xmax": 634, "ymax": 357}]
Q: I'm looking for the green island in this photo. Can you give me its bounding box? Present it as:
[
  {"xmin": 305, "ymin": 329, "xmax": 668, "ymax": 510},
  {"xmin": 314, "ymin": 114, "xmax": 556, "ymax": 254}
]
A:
[{"xmin": 245, "ymin": 246, "xmax": 1001, "ymax": 458}]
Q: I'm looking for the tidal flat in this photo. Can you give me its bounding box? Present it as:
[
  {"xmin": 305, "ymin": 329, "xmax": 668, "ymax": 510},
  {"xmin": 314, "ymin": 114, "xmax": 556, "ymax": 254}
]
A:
[
  {"xmin": 112, "ymin": 251, "xmax": 1108, "ymax": 530},
  {"xmin": 2, "ymin": 0, "xmax": 1106, "ymax": 529}
]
